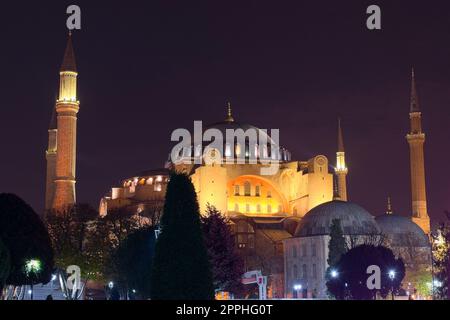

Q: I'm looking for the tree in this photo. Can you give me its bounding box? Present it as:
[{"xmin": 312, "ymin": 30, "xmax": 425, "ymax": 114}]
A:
[
  {"xmin": 326, "ymin": 218, "xmax": 347, "ymax": 290},
  {"xmin": 0, "ymin": 193, "xmax": 54, "ymax": 298},
  {"xmin": 0, "ymin": 239, "xmax": 11, "ymax": 292},
  {"xmin": 112, "ymin": 227, "xmax": 156, "ymax": 299},
  {"xmin": 201, "ymin": 204, "xmax": 244, "ymax": 296},
  {"xmin": 432, "ymin": 213, "xmax": 450, "ymax": 300},
  {"xmin": 45, "ymin": 204, "xmax": 104, "ymax": 281},
  {"xmin": 151, "ymin": 172, "xmax": 214, "ymax": 300},
  {"xmin": 326, "ymin": 244, "xmax": 405, "ymax": 300}
]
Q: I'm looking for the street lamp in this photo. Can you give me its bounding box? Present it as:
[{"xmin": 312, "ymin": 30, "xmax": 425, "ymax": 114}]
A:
[
  {"xmin": 388, "ymin": 270, "xmax": 396, "ymax": 300},
  {"xmin": 25, "ymin": 259, "xmax": 42, "ymax": 300},
  {"xmin": 293, "ymin": 284, "xmax": 302, "ymax": 299},
  {"xmin": 330, "ymin": 269, "xmax": 338, "ymax": 278}
]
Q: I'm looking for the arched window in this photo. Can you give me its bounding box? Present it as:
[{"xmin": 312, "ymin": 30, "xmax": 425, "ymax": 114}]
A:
[
  {"xmin": 267, "ymin": 190, "xmax": 272, "ymax": 198},
  {"xmin": 267, "ymin": 204, "xmax": 272, "ymax": 213},
  {"xmin": 234, "ymin": 203, "xmax": 239, "ymax": 212},
  {"xmin": 256, "ymin": 204, "xmax": 261, "ymax": 213},
  {"xmin": 293, "ymin": 264, "xmax": 298, "ymax": 279},
  {"xmin": 311, "ymin": 243, "xmax": 317, "ymax": 257},
  {"xmin": 312, "ymin": 264, "xmax": 317, "ymax": 279},
  {"xmin": 255, "ymin": 185, "xmax": 260, "ymax": 197},
  {"xmin": 292, "ymin": 245, "xmax": 297, "ymax": 258},
  {"xmin": 245, "ymin": 204, "xmax": 250, "ymax": 213},
  {"xmin": 234, "ymin": 185, "xmax": 240, "ymax": 196},
  {"xmin": 244, "ymin": 181, "xmax": 251, "ymax": 196}
]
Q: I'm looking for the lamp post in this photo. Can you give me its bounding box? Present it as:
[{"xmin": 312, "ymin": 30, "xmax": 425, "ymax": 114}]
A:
[
  {"xmin": 25, "ymin": 259, "xmax": 42, "ymax": 300},
  {"xmin": 388, "ymin": 270, "xmax": 396, "ymax": 300},
  {"xmin": 293, "ymin": 284, "xmax": 302, "ymax": 299},
  {"xmin": 330, "ymin": 269, "xmax": 338, "ymax": 279}
]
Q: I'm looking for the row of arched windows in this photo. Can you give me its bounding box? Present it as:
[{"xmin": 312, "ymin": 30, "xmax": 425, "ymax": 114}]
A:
[
  {"xmin": 292, "ymin": 243, "xmax": 317, "ymax": 258},
  {"xmin": 292, "ymin": 263, "xmax": 318, "ymax": 280},
  {"xmin": 234, "ymin": 182, "xmax": 271, "ymax": 198},
  {"xmin": 176, "ymin": 143, "xmax": 291, "ymax": 161}
]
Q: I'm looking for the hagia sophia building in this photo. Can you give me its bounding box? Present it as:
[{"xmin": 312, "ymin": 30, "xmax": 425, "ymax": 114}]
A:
[{"xmin": 45, "ymin": 35, "xmax": 432, "ymax": 299}]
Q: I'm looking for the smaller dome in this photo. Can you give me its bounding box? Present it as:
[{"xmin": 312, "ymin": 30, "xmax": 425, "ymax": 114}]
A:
[
  {"xmin": 295, "ymin": 200, "xmax": 380, "ymax": 237},
  {"xmin": 375, "ymin": 214, "xmax": 429, "ymax": 247}
]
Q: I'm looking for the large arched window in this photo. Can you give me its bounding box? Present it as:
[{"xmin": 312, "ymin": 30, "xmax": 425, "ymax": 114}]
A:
[{"xmin": 244, "ymin": 181, "xmax": 251, "ymax": 196}]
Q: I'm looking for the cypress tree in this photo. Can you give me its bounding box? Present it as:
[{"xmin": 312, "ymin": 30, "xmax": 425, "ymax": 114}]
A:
[
  {"xmin": 151, "ymin": 173, "xmax": 214, "ymax": 300},
  {"xmin": 327, "ymin": 219, "xmax": 347, "ymax": 269}
]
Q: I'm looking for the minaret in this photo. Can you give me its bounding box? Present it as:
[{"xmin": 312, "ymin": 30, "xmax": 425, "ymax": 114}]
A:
[
  {"xmin": 386, "ymin": 196, "xmax": 393, "ymax": 215},
  {"xmin": 52, "ymin": 32, "xmax": 80, "ymax": 210},
  {"xmin": 45, "ymin": 108, "xmax": 57, "ymax": 211},
  {"xmin": 225, "ymin": 102, "xmax": 234, "ymax": 122},
  {"xmin": 335, "ymin": 118, "xmax": 348, "ymax": 201},
  {"xmin": 406, "ymin": 68, "xmax": 430, "ymax": 234}
]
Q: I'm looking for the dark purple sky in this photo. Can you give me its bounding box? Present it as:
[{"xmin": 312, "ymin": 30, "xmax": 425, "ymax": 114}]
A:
[{"xmin": 1, "ymin": 1, "xmax": 449, "ymax": 225}]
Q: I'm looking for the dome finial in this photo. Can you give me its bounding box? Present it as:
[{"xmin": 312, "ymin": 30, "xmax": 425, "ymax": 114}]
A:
[
  {"xmin": 225, "ymin": 101, "xmax": 234, "ymax": 122},
  {"xmin": 386, "ymin": 196, "xmax": 393, "ymax": 215}
]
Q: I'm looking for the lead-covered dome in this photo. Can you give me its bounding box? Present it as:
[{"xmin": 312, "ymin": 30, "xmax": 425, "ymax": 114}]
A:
[
  {"xmin": 171, "ymin": 105, "xmax": 292, "ymax": 164},
  {"xmin": 375, "ymin": 214, "xmax": 429, "ymax": 247},
  {"xmin": 295, "ymin": 200, "xmax": 380, "ymax": 237}
]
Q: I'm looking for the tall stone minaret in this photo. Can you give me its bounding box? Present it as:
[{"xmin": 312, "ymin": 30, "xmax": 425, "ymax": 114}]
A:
[
  {"xmin": 52, "ymin": 33, "xmax": 79, "ymax": 210},
  {"xmin": 406, "ymin": 68, "xmax": 430, "ymax": 234},
  {"xmin": 45, "ymin": 108, "xmax": 58, "ymax": 211},
  {"xmin": 335, "ymin": 118, "xmax": 348, "ymax": 201}
]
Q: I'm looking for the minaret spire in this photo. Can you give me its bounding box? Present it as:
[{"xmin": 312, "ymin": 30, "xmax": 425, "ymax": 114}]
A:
[
  {"xmin": 61, "ymin": 32, "xmax": 77, "ymax": 72},
  {"xmin": 335, "ymin": 117, "xmax": 348, "ymax": 201},
  {"xmin": 406, "ymin": 68, "xmax": 430, "ymax": 234},
  {"xmin": 386, "ymin": 196, "xmax": 393, "ymax": 215},
  {"xmin": 225, "ymin": 101, "xmax": 234, "ymax": 122},
  {"xmin": 337, "ymin": 117, "xmax": 344, "ymax": 152},
  {"xmin": 410, "ymin": 67, "xmax": 420, "ymax": 113}
]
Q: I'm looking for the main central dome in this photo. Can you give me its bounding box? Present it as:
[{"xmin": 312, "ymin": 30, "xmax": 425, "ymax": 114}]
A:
[{"xmin": 174, "ymin": 104, "xmax": 292, "ymax": 163}]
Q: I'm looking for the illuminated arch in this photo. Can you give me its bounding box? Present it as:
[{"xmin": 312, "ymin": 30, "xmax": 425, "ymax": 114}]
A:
[{"xmin": 227, "ymin": 175, "xmax": 289, "ymax": 215}]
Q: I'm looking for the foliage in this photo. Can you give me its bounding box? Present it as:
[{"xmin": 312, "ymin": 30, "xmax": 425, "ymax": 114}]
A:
[
  {"xmin": 327, "ymin": 219, "xmax": 347, "ymax": 267},
  {"xmin": 407, "ymin": 269, "xmax": 432, "ymax": 297},
  {"xmin": 151, "ymin": 172, "xmax": 214, "ymax": 300},
  {"xmin": 0, "ymin": 193, "xmax": 54, "ymax": 286},
  {"xmin": 0, "ymin": 238, "xmax": 11, "ymax": 291},
  {"xmin": 201, "ymin": 204, "xmax": 244, "ymax": 295},
  {"xmin": 112, "ymin": 227, "xmax": 156, "ymax": 299},
  {"xmin": 45, "ymin": 204, "xmax": 105, "ymax": 280},
  {"xmin": 326, "ymin": 244, "xmax": 405, "ymax": 300},
  {"xmin": 432, "ymin": 213, "xmax": 450, "ymax": 300},
  {"xmin": 326, "ymin": 219, "xmax": 347, "ymax": 291}
]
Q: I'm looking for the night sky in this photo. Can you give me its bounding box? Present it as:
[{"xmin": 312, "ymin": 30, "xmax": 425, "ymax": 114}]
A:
[{"xmin": 1, "ymin": 1, "xmax": 449, "ymax": 224}]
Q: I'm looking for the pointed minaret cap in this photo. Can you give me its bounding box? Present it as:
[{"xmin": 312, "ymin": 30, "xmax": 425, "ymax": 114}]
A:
[
  {"xmin": 386, "ymin": 196, "xmax": 393, "ymax": 215},
  {"xmin": 49, "ymin": 107, "xmax": 57, "ymax": 130},
  {"xmin": 337, "ymin": 117, "xmax": 344, "ymax": 152},
  {"xmin": 60, "ymin": 31, "xmax": 77, "ymax": 72},
  {"xmin": 410, "ymin": 67, "xmax": 420, "ymax": 113},
  {"xmin": 225, "ymin": 102, "xmax": 234, "ymax": 122}
]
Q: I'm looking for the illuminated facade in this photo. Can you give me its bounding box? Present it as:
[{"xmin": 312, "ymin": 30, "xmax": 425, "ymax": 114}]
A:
[{"xmin": 99, "ymin": 107, "xmax": 335, "ymax": 219}]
